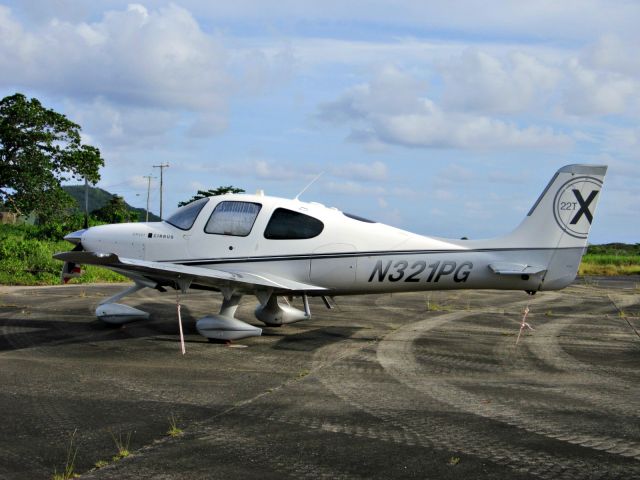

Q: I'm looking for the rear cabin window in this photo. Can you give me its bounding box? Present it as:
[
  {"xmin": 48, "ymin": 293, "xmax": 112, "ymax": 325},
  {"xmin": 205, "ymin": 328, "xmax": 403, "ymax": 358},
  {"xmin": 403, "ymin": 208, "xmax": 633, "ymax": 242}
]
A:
[
  {"xmin": 343, "ymin": 212, "xmax": 376, "ymax": 223},
  {"xmin": 165, "ymin": 197, "xmax": 208, "ymax": 230},
  {"xmin": 205, "ymin": 201, "xmax": 262, "ymax": 236},
  {"xmin": 264, "ymin": 208, "xmax": 324, "ymax": 240}
]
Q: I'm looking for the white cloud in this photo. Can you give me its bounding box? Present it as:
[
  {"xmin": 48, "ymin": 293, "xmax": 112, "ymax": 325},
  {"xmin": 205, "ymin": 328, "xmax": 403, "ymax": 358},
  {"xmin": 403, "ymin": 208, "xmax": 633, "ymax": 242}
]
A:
[
  {"xmin": 25, "ymin": 1, "xmax": 639, "ymax": 45},
  {"xmin": 585, "ymin": 34, "xmax": 640, "ymax": 77},
  {"xmin": 65, "ymin": 98, "xmax": 179, "ymax": 147},
  {"xmin": 562, "ymin": 58, "xmax": 639, "ymax": 116},
  {"xmin": 229, "ymin": 42, "xmax": 297, "ymax": 95},
  {"xmin": 318, "ymin": 66, "xmax": 570, "ymax": 150},
  {"xmin": 382, "ymin": 111, "xmax": 570, "ymax": 149},
  {"xmin": 0, "ymin": 4, "xmax": 231, "ymax": 110},
  {"xmin": 0, "ymin": 3, "xmax": 309, "ymax": 151},
  {"xmin": 318, "ymin": 66, "xmax": 427, "ymax": 121},
  {"xmin": 441, "ymin": 50, "xmax": 560, "ymax": 114},
  {"xmin": 0, "ymin": 3, "xmax": 242, "ymax": 149}
]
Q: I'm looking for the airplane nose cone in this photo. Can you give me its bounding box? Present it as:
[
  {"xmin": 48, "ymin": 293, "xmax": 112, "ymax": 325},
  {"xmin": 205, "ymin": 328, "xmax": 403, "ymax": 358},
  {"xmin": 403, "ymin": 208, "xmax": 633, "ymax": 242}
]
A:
[{"xmin": 63, "ymin": 229, "xmax": 87, "ymax": 245}]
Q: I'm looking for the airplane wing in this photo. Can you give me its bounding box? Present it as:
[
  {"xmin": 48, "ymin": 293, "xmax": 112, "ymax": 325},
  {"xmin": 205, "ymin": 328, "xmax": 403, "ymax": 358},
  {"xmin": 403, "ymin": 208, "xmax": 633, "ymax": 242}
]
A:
[{"xmin": 53, "ymin": 251, "xmax": 326, "ymax": 294}]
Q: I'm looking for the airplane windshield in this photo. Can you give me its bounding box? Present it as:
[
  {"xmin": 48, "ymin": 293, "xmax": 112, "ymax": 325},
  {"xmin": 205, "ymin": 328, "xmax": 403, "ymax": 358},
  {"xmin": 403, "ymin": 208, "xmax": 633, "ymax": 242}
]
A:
[{"xmin": 165, "ymin": 197, "xmax": 209, "ymax": 230}]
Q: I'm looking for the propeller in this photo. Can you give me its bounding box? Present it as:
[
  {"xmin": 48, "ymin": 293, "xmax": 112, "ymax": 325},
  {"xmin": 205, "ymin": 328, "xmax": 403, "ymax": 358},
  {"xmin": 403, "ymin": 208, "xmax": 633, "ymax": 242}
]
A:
[{"xmin": 60, "ymin": 243, "xmax": 85, "ymax": 284}]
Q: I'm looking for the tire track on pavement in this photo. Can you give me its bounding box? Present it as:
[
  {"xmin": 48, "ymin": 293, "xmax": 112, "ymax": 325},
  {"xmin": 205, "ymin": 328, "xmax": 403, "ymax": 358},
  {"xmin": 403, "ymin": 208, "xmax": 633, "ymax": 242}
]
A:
[
  {"xmin": 314, "ymin": 293, "xmax": 638, "ymax": 478},
  {"xmin": 377, "ymin": 310, "xmax": 640, "ymax": 462}
]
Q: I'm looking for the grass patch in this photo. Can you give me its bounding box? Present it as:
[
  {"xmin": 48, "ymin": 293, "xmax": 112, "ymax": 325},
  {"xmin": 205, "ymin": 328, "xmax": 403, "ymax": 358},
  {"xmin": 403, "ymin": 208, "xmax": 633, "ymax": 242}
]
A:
[
  {"xmin": 579, "ymin": 245, "xmax": 640, "ymax": 276},
  {"xmin": 582, "ymin": 253, "xmax": 640, "ymax": 266},
  {"xmin": 109, "ymin": 430, "xmax": 132, "ymax": 461},
  {"xmin": 52, "ymin": 429, "xmax": 79, "ymax": 480},
  {"xmin": 425, "ymin": 301, "xmax": 451, "ymax": 312},
  {"xmin": 429, "ymin": 303, "xmax": 451, "ymax": 311},
  {"xmin": 579, "ymin": 259, "xmax": 640, "ymax": 276},
  {"xmin": 94, "ymin": 460, "xmax": 109, "ymax": 469},
  {"xmin": 167, "ymin": 413, "xmax": 183, "ymax": 437}
]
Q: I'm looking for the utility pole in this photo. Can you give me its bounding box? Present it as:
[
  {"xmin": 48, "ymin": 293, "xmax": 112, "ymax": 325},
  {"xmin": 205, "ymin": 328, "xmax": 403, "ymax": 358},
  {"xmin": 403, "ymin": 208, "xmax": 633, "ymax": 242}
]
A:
[
  {"xmin": 83, "ymin": 177, "xmax": 89, "ymax": 229},
  {"xmin": 152, "ymin": 163, "xmax": 169, "ymax": 219},
  {"xmin": 143, "ymin": 175, "xmax": 155, "ymax": 222}
]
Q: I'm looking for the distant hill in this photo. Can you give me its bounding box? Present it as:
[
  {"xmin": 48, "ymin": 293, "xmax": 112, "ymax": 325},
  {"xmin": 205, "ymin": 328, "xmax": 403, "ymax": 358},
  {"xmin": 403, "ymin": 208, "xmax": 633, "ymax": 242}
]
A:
[{"xmin": 63, "ymin": 185, "xmax": 161, "ymax": 222}]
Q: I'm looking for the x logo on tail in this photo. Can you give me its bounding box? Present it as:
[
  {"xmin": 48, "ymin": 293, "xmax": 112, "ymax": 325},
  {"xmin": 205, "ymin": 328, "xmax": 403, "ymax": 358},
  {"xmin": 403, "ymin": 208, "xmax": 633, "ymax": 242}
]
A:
[{"xmin": 570, "ymin": 189, "xmax": 598, "ymax": 225}]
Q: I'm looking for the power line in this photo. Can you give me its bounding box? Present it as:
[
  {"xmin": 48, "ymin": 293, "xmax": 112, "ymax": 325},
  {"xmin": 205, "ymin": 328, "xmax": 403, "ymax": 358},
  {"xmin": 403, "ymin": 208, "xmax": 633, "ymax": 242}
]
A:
[{"xmin": 83, "ymin": 177, "xmax": 89, "ymax": 229}]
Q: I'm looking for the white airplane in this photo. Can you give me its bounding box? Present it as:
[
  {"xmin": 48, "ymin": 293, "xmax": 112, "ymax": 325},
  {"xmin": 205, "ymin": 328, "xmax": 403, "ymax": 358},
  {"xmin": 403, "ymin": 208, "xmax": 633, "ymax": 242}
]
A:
[{"xmin": 55, "ymin": 164, "xmax": 606, "ymax": 342}]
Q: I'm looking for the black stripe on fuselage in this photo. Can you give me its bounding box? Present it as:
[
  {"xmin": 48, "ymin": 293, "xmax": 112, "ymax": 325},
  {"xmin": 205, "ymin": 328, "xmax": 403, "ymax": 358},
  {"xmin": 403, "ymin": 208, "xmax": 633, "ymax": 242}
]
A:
[{"xmin": 160, "ymin": 246, "xmax": 583, "ymax": 266}]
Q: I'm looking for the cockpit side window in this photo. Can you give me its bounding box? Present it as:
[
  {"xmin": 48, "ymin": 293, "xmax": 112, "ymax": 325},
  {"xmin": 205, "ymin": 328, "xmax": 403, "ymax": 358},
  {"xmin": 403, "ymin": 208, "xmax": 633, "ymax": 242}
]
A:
[
  {"xmin": 165, "ymin": 197, "xmax": 208, "ymax": 230},
  {"xmin": 264, "ymin": 208, "xmax": 324, "ymax": 240},
  {"xmin": 205, "ymin": 201, "xmax": 262, "ymax": 236}
]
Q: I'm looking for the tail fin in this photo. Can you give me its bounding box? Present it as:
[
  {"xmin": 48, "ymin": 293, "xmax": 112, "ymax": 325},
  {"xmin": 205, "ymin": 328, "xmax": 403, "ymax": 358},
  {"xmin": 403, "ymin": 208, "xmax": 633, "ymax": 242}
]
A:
[
  {"xmin": 506, "ymin": 164, "xmax": 607, "ymax": 248},
  {"xmin": 503, "ymin": 164, "xmax": 607, "ymax": 290}
]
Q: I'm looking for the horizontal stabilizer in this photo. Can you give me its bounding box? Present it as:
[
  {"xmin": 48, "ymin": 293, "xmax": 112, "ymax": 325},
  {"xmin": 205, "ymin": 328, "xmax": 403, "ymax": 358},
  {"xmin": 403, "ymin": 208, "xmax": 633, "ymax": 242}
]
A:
[
  {"xmin": 53, "ymin": 251, "xmax": 325, "ymax": 293},
  {"xmin": 488, "ymin": 263, "xmax": 547, "ymax": 276}
]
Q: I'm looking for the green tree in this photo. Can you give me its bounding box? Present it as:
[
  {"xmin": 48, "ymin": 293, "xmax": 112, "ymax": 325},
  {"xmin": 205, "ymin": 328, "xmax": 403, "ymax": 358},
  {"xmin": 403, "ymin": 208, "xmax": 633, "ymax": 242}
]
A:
[
  {"xmin": 0, "ymin": 93, "xmax": 103, "ymax": 219},
  {"xmin": 178, "ymin": 186, "xmax": 245, "ymax": 207},
  {"xmin": 92, "ymin": 195, "xmax": 137, "ymax": 224}
]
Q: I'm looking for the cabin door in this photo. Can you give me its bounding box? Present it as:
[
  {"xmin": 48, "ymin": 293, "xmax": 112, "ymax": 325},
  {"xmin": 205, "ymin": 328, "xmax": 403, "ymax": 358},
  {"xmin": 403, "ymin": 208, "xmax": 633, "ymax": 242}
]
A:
[{"xmin": 310, "ymin": 243, "xmax": 357, "ymax": 288}]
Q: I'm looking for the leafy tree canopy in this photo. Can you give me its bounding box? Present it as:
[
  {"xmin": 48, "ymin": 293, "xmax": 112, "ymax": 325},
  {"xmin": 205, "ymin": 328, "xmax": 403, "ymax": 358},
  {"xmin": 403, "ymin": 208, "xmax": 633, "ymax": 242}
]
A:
[
  {"xmin": 0, "ymin": 93, "xmax": 104, "ymax": 220},
  {"xmin": 178, "ymin": 186, "xmax": 245, "ymax": 207},
  {"xmin": 92, "ymin": 195, "xmax": 137, "ymax": 224}
]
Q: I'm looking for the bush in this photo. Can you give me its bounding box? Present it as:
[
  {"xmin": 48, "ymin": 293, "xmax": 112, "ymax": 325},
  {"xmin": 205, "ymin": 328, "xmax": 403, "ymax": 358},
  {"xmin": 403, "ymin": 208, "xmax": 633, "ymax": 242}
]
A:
[
  {"xmin": 0, "ymin": 224, "xmax": 126, "ymax": 285},
  {"xmin": 580, "ymin": 245, "xmax": 640, "ymax": 276},
  {"xmin": 0, "ymin": 235, "xmax": 64, "ymax": 284}
]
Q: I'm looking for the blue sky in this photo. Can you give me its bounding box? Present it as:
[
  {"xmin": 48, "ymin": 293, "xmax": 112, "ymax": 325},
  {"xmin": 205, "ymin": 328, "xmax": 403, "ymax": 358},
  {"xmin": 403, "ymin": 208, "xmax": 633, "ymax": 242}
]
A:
[{"xmin": 1, "ymin": 1, "xmax": 638, "ymax": 242}]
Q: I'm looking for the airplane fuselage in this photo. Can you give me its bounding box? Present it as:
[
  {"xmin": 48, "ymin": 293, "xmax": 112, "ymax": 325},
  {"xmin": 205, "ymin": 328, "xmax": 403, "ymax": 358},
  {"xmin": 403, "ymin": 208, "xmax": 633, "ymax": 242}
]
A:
[{"xmin": 80, "ymin": 193, "xmax": 581, "ymax": 296}]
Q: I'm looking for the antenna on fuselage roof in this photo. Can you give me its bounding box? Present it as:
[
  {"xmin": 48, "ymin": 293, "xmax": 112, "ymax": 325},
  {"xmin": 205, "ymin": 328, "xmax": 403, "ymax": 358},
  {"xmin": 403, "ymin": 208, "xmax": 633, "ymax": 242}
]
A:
[{"xmin": 294, "ymin": 172, "xmax": 324, "ymax": 201}]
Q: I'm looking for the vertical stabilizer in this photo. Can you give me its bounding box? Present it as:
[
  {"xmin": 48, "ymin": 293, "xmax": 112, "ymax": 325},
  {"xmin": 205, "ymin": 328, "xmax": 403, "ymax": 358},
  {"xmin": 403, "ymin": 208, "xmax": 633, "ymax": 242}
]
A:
[
  {"xmin": 499, "ymin": 164, "xmax": 607, "ymax": 290},
  {"xmin": 505, "ymin": 164, "xmax": 607, "ymax": 249}
]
